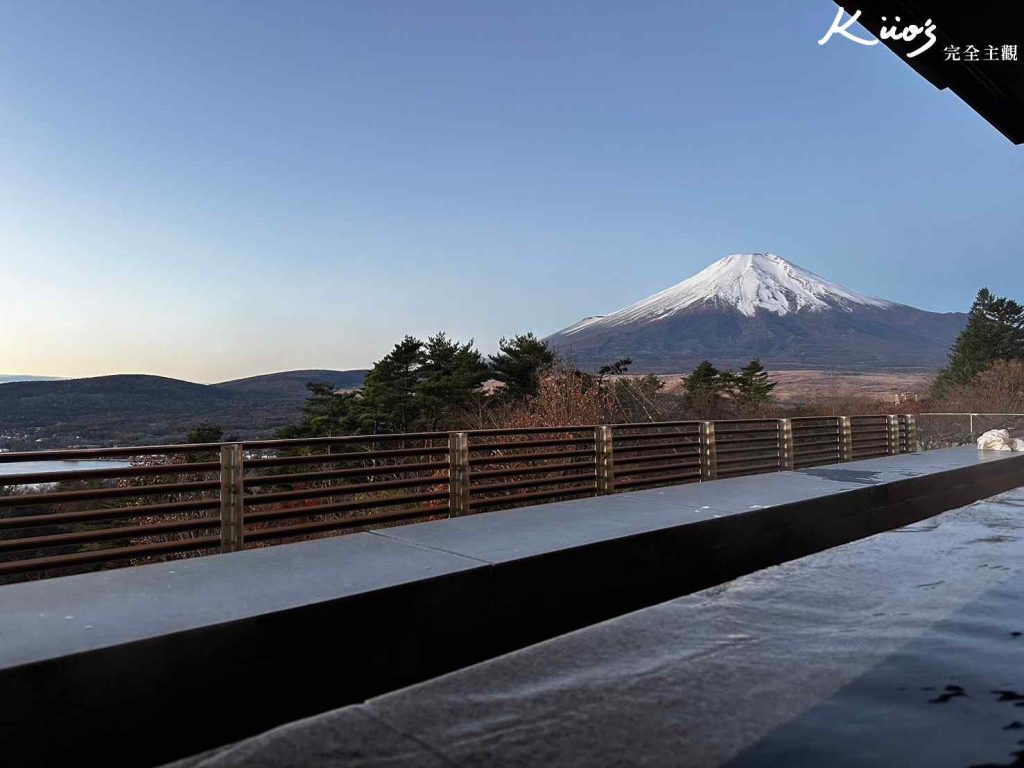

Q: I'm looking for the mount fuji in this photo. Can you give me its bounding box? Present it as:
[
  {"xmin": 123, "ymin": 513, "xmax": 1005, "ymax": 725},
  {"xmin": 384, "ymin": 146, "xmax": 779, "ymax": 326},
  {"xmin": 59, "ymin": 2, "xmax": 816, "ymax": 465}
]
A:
[{"xmin": 545, "ymin": 253, "xmax": 966, "ymax": 372}]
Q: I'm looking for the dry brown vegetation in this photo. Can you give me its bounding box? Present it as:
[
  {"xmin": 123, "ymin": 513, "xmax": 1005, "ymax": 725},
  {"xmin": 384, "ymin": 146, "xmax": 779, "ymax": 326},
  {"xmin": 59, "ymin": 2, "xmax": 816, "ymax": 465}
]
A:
[
  {"xmin": 464, "ymin": 364, "xmax": 621, "ymax": 429},
  {"xmin": 458, "ymin": 366, "xmax": 910, "ymax": 432},
  {"xmin": 641, "ymin": 370, "xmax": 931, "ymax": 405},
  {"xmin": 914, "ymin": 360, "xmax": 1024, "ymax": 448},
  {"xmin": 933, "ymin": 360, "xmax": 1024, "ymax": 414}
]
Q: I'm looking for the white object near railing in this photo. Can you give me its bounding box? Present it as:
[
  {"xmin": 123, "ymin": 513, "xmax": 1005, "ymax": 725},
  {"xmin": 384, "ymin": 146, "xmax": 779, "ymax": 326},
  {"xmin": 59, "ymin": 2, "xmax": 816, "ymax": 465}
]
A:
[
  {"xmin": 915, "ymin": 413, "xmax": 1024, "ymax": 447},
  {"xmin": 976, "ymin": 429, "xmax": 1024, "ymax": 451}
]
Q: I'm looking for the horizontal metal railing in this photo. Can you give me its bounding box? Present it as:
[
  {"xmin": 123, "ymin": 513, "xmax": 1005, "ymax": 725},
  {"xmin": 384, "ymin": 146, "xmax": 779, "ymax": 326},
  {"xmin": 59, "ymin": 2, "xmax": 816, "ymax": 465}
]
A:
[{"xmin": 0, "ymin": 414, "xmax": 920, "ymax": 583}]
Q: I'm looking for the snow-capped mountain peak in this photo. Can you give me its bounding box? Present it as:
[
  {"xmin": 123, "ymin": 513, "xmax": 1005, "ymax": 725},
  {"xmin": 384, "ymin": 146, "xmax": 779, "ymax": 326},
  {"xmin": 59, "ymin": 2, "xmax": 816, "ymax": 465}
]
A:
[
  {"xmin": 545, "ymin": 252, "xmax": 965, "ymax": 372},
  {"xmin": 571, "ymin": 253, "xmax": 893, "ymax": 331}
]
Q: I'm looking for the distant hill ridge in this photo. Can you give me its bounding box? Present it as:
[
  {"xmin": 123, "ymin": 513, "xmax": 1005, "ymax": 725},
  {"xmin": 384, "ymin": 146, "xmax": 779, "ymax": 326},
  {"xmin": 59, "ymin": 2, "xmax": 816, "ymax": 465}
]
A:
[
  {"xmin": 0, "ymin": 369, "xmax": 368, "ymax": 450},
  {"xmin": 0, "ymin": 375, "xmax": 65, "ymax": 384},
  {"xmin": 215, "ymin": 369, "xmax": 366, "ymax": 397}
]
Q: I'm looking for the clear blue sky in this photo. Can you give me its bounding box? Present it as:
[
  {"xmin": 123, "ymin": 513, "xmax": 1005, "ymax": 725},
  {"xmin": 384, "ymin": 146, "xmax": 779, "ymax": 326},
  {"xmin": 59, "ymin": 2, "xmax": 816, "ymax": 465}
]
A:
[{"xmin": 1, "ymin": 1, "xmax": 1020, "ymax": 381}]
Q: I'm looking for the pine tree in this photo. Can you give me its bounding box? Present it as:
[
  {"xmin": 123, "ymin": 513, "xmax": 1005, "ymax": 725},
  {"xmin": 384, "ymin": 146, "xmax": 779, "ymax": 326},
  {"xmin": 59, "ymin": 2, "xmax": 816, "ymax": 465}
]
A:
[
  {"xmin": 488, "ymin": 333, "xmax": 556, "ymax": 401},
  {"xmin": 933, "ymin": 288, "xmax": 1024, "ymax": 396},
  {"xmin": 686, "ymin": 360, "xmax": 723, "ymax": 393},
  {"xmin": 303, "ymin": 382, "xmax": 361, "ymax": 437},
  {"xmin": 280, "ymin": 333, "xmax": 492, "ymax": 438},
  {"xmin": 357, "ymin": 333, "xmax": 489, "ymax": 432},
  {"xmin": 684, "ymin": 360, "xmax": 728, "ymax": 417},
  {"xmin": 416, "ymin": 332, "xmax": 490, "ymax": 429},
  {"xmin": 275, "ymin": 382, "xmax": 362, "ymax": 439},
  {"xmin": 359, "ymin": 336, "xmax": 426, "ymax": 433},
  {"xmin": 732, "ymin": 358, "xmax": 777, "ymax": 411}
]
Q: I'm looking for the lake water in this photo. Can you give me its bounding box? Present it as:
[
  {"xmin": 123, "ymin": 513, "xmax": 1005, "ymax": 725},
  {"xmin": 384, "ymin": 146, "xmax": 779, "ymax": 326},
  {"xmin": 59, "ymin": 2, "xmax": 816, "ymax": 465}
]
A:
[{"xmin": 0, "ymin": 459, "xmax": 133, "ymax": 480}]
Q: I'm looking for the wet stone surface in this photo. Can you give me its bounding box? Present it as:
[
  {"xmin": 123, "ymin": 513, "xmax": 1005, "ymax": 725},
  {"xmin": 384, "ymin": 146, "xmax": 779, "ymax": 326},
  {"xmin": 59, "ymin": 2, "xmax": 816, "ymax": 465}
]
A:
[
  {"xmin": 801, "ymin": 467, "xmax": 886, "ymax": 485},
  {"xmin": 167, "ymin": 483, "xmax": 1024, "ymax": 767},
  {"xmin": 729, "ymin": 567, "xmax": 1024, "ymax": 767}
]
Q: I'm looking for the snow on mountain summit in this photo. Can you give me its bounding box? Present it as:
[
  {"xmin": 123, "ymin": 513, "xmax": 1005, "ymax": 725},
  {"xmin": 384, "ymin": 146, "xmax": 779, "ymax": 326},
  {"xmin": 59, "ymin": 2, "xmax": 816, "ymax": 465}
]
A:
[
  {"xmin": 557, "ymin": 315, "xmax": 607, "ymax": 334},
  {"xmin": 569, "ymin": 253, "xmax": 893, "ymax": 332},
  {"xmin": 546, "ymin": 252, "xmax": 965, "ymax": 371}
]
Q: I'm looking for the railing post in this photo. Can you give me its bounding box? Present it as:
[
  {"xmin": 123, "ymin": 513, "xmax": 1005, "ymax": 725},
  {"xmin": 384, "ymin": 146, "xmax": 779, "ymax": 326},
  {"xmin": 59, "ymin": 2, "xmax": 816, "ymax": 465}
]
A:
[
  {"xmin": 970, "ymin": 413, "xmax": 976, "ymax": 442},
  {"xmin": 219, "ymin": 443, "xmax": 244, "ymax": 553},
  {"xmin": 905, "ymin": 413, "xmax": 919, "ymax": 452},
  {"xmin": 595, "ymin": 425, "xmax": 615, "ymax": 495},
  {"xmin": 700, "ymin": 421, "xmax": 717, "ymax": 481},
  {"xmin": 778, "ymin": 418, "xmax": 794, "ymax": 471},
  {"xmin": 887, "ymin": 414, "xmax": 900, "ymax": 455},
  {"xmin": 838, "ymin": 416, "xmax": 852, "ymax": 462},
  {"xmin": 448, "ymin": 431, "xmax": 470, "ymax": 517}
]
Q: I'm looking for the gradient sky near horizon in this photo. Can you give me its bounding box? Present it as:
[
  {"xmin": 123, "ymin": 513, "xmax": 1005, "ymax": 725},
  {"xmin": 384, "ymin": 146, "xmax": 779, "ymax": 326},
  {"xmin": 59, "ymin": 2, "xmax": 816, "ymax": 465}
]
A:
[{"xmin": 1, "ymin": 2, "xmax": 1021, "ymax": 382}]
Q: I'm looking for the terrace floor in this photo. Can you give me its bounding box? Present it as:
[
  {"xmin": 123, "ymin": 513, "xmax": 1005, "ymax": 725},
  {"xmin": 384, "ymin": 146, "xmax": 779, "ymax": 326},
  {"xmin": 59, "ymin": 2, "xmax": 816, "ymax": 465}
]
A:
[{"xmin": 166, "ymin": 483, "xmax": 1024, "ymax": 767}]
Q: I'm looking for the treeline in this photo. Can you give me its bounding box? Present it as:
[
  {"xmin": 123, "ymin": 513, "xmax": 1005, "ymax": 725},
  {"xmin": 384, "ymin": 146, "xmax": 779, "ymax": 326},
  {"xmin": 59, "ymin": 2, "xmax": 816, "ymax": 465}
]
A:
[
  {"xmin": 277, "ymin": 333, "xmax": 556, "ymax": 437},
  {"xmin": 271, "ymin": 332, "xmax": 782, "ymax": 439},
  {"xmin": 929, "ymin": 287, "xmax": 1024, "ymax": 412}
]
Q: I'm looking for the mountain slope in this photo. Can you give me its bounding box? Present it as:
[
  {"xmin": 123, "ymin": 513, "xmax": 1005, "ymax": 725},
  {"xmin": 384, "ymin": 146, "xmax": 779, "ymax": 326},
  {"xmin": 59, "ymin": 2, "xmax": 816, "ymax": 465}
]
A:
[
  {"xmin": 0, "ymin": 370, "xmax": 367, "ymax": 449},
  {"xmin": 546, "ymin": 253, "xmax": 966, "ymax": 372},
  {"xmin": 214, "ymin": 369, "xmax": 367, "ymax": 398}
]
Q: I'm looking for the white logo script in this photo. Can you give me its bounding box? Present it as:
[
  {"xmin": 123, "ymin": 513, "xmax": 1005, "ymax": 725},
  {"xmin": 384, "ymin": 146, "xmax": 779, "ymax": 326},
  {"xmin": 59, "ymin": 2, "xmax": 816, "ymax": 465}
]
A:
[{"xmin": 818, "ymin": 7, "xmax": 937, "ymax": 58}]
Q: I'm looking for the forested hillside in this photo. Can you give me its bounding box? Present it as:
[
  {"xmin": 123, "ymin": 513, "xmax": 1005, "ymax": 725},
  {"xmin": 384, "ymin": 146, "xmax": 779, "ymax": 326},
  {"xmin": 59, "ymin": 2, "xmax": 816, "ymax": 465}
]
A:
[{"xmin": 0, "ymin": 370, "xmax": 367, "ymax": 449}]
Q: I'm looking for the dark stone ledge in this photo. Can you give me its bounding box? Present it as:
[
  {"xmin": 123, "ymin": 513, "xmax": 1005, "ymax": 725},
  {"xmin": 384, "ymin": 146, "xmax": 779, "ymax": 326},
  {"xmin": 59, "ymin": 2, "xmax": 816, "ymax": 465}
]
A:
[{"xmin": 1, "ymin": 447, "xmax": 1021, "ymax": 767}]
